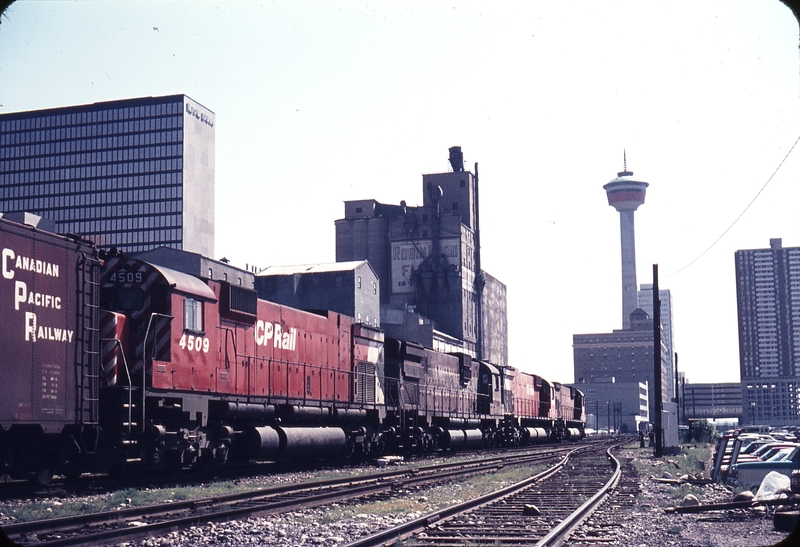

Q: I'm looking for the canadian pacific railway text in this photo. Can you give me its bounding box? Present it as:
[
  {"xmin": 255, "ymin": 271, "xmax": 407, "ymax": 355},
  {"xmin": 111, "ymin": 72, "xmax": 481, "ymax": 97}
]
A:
[
  {"xmin": 2, "ymin": 248, "xmax": 60, "ymax": 279},
  {"xmin": 2, "ymin": 246, "xmax": 74, "ymax": 344}
]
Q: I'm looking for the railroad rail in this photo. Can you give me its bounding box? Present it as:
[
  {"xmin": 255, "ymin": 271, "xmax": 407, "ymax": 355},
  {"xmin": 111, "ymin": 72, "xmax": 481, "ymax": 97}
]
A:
[
  {"xmin": 0, "ymin": 443, "xmax": 571, "ymax": 502},
  {"xmin": 343, "ymin": 441, "xmax": 622, "ymax": 546},
  {"xmin": 564, "ymin": 453, "xmax": 641, "ymax": 546},
  {"xmin": 3, "ymin": 447, "xmax": 571, "ymax": 547}
]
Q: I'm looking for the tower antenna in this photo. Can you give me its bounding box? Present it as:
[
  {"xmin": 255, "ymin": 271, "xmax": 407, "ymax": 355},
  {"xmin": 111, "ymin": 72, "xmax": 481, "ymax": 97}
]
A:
[{"xmin": 618, "ymin": 150, "xmax": 633, "ymax": 177}]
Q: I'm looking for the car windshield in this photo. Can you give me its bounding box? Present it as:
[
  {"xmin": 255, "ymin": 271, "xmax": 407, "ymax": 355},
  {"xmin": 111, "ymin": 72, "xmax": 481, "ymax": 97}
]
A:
[
  {"xmin": 753, "ymin": 445, "xmax": 778, "ymax": 458},
  {"xmin": 766, "ymin": 448, "xmax": 795, "ymax": 461},
  {"xmin": 742, "ymin": 441, "xmax": 768, "ymax": 454}
]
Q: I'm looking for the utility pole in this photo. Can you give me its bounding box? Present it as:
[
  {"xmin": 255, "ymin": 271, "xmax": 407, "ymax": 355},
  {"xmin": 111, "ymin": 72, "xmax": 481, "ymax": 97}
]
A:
[
  {"xmin": 653, "ymin": 264, "xmax": 663, "ymax": 457},
  {"xmin": 674, "ymin": 352, "xmax": 680, "ymax": 425},
  {"xmin": 473, "ymin": 161, "xmax": 484, "ymax": 362}
]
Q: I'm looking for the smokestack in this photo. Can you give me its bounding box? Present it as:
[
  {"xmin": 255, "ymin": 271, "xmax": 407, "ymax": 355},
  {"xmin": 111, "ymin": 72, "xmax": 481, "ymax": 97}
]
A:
[{"xmin": 448, "ymin": 146, "xmax": 464, "ymax": 172}]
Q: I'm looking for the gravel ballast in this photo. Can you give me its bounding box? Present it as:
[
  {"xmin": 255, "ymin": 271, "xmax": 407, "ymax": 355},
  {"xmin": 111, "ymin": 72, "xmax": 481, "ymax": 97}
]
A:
[{"xmin": 1, "ymin": 445, "xmax": 797, "ymax": 547}]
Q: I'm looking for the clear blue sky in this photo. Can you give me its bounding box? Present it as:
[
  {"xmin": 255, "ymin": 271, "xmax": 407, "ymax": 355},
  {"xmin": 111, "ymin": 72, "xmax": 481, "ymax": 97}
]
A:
[{"xmin": 1, "ymin": 0, "xmax": 798, "ymax": 384}]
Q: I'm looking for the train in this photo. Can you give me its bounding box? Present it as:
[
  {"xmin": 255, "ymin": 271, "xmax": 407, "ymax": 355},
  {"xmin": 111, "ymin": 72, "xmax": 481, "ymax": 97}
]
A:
[{"xmin": 0, "ymin": 215, "xmax": 585, "ymax": 482}]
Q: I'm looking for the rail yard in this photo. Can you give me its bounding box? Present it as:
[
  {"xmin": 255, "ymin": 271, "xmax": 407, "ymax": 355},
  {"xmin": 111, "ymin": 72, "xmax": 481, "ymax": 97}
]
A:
[{"xmin": 1, "ymin": 437, "xmax": 796, "ymax": 547}]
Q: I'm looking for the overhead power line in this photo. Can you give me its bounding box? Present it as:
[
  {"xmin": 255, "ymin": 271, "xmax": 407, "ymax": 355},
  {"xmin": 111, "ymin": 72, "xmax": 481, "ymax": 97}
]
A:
[{"xmin": 668, "ymin": 133, "xmax": 800, "ymax": 277}]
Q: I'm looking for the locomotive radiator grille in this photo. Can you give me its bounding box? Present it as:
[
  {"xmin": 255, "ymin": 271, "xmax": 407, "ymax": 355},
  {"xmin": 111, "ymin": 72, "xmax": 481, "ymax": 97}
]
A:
[{"xmin": 355, "ymin": 360, "xmax": 376, "ymax": 404}]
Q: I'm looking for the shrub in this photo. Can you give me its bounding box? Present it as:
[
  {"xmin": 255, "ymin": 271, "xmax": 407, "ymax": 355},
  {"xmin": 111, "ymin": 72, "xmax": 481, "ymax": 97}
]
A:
[{"xmin": 686, "ymin": 420, "xmax": 718, "ymax": 443}]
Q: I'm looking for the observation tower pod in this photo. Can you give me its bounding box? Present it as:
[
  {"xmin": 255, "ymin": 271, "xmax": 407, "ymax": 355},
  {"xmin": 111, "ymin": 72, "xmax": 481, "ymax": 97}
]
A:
[{"xmin": 603, "ymin": 162, "xmax": 649, "ymax": 330}]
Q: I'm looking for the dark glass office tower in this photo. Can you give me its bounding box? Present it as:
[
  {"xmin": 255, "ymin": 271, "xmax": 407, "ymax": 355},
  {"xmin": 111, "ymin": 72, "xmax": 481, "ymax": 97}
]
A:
[{"xmin": 0, "ymin": 94, "xmax": 215, "ymax": 256}]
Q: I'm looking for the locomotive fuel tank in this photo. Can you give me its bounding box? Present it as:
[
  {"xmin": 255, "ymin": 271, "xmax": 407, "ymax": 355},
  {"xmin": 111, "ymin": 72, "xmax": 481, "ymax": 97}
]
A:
[{"xmin": 245, "ymin": 426, "xmax": 347, "ymax": 460}]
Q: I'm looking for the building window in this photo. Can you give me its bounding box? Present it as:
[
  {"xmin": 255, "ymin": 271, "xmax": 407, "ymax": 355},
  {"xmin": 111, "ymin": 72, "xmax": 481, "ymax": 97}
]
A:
[
  {"xmin": 184, "ymin": 297, "xmax": 203, "ymax": 332},
  {"xmin": 357, "ymin": 276, "xmax": 362, "ymax": 289}
]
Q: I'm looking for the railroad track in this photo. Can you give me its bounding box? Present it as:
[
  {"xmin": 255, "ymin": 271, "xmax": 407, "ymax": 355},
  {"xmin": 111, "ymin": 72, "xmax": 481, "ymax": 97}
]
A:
[
  {"xmin": 565, "ymin": 453, "xmax": 641, "ymax": 546},
  {"xmin": 2, "ymin": 447, "xmax": 572, "ymax": 547},
  {"xmin": 343, "ymin": 441, "xmax": 623, "ymax": 546},
  {"xmin": 0, "ymin": 457, "xmax": 374, "ymax": 502},
  {"xmin": 0, "ymin": 443, "xmax": 579, "ymax": 502}
]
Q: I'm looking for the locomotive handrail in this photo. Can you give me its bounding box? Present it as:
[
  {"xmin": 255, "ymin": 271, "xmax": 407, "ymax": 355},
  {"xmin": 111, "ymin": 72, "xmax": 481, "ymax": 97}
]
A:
[
  {"xmin": 142, "ymin": 313, "xmax": 173, "ymax": 433},
  {"xmin": 215, "ymin": 325, "xmax": 237, "ymax": 371},
  {"xmin": 101, "ymin": 337, "xmax": 133, "ymax": 434}
]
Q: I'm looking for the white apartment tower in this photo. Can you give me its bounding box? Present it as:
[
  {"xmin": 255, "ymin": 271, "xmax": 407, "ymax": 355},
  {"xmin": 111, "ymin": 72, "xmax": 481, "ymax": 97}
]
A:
[{"xmin": 736, "ymin": 238, "xmax": 800, "ymax": 425}]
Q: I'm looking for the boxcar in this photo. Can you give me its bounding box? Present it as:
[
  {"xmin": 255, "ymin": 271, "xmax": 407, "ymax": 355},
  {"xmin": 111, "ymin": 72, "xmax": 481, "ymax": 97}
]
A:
[{"xmin": 0, "ymin": 216, "xmax": 100, "ymax": 481}]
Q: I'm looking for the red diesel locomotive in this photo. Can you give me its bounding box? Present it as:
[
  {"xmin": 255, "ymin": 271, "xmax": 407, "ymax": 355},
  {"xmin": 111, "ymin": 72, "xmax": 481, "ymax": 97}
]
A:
[{"xmin": 0, "ymin": 216, "xmax": 584, "ymax": 481}]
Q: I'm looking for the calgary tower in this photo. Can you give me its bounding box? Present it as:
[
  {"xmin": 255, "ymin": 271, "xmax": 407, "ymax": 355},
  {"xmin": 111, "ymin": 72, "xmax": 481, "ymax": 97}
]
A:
[{"xmin": 603, "ymin": 154, "xmax": 649, "ymax": 330}]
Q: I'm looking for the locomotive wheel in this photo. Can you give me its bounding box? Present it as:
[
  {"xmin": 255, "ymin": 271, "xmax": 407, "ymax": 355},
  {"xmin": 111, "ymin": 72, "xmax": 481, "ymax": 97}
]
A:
[
  {"xmin": 108, "ymin": 462, "xmax": 126, "ymax": 477},
  {"xmin": 196, "ymin": 447, "xmax": 226, "ymax": 473},
  {"xmin": 31, "ymin": 467, "xmax": 54, "ymax": 485},
  {"xmin": 370, "ymin": 434, "xmax": 386, "ymax": 458},
  {"xmin": 196, "ymin": 449, "xmax": 216, "ymax": 473},
  {"xmin": 165, "ymin": 449, "xmax": 184, "ymax": 475},
  {"xmin": 1, "ymin": 448, "xmax": 19, "ymax": 479},
  {"xmin": 59, "ymin": 440, "xmax": 84, "ymax": 479}
]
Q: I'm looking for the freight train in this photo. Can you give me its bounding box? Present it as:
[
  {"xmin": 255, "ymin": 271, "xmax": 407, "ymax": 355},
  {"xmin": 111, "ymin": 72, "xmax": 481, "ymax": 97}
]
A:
[{"xmin": 0, "ymin": 215, "xmax": 585, "ymax": 482}]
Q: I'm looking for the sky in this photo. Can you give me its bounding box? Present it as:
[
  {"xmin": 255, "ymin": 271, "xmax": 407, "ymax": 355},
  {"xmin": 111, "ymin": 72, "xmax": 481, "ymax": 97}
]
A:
[{"xmin": 1, "ymin": 0, "xmax": 798, "ymax": 385}]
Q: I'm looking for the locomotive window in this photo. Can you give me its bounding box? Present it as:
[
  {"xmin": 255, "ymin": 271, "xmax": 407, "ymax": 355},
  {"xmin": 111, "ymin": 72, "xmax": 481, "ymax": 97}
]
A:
[
  {"xmin": 184, "ymin": 297, "xmax": 204, "ymax": 332},
  {"xmin": 100, "ymin": 287, "xmax": 143, "ymax": 311}
]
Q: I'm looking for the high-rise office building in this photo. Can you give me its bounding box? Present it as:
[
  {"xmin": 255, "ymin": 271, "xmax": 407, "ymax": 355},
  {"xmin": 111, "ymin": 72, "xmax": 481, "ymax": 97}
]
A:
[
  {"xmin": 736, "ymin": 238, "xmax": 800, "ymax": 425},
  {"xmin": 0, "ymin": 94, "xmax": 215, "ymax": 256}
]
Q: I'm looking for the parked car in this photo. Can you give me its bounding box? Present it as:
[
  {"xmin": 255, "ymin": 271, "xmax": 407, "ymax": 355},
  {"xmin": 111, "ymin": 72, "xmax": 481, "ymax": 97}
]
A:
[
  {"xmin": 739, "ymin": 438, "xmax": 776, "ymax": 456},
  {"xmin": 729, "ymin": 445, "xmax": 800, "ymax": 487},
  {"xmin": 735, "ymin": 442, "xmax": 799, "ymax": 464}
]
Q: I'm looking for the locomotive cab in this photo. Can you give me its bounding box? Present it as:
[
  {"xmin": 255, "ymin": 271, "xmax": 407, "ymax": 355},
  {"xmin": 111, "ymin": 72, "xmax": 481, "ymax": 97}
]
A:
[{"xmin": 477, "ymin": 362, "xmax": 502, "ymax": 416}]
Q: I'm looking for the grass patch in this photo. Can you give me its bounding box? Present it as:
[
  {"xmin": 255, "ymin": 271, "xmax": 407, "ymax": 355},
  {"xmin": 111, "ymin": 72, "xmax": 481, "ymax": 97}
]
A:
[
  {"xmin": 629, "ymin": 442, "xmax": 713, "ymax": 480},
  {"xmin": 6, "ymin": 481, "xmax": 262, "ymax": 523},
  {"xmin": 315, "ymin": 464, "xmax": 548, "ymax": 524},
  {"xmin": 624, "ymin": 442, "xmax": 730, "ymax": 509},
  {"xmin": 7, "ymin": 460, "xmax": 547, "ymax": 524}
]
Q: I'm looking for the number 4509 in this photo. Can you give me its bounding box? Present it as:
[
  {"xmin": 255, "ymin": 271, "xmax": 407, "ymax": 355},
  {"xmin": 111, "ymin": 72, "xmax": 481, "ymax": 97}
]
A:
[{"xmin": 179, "ymin": 334, "xmax": 209, "ymax": 353}]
